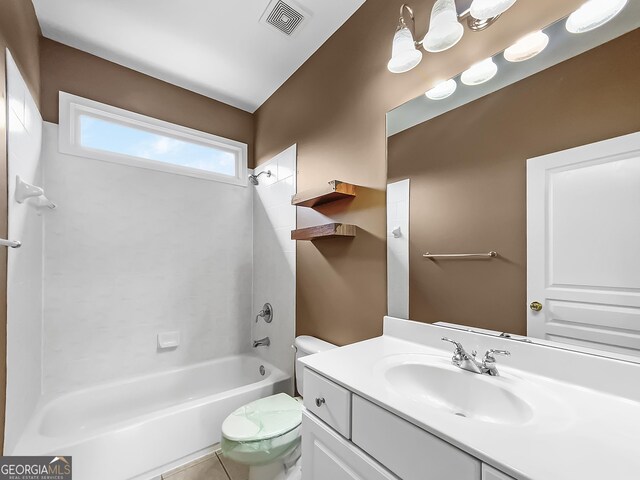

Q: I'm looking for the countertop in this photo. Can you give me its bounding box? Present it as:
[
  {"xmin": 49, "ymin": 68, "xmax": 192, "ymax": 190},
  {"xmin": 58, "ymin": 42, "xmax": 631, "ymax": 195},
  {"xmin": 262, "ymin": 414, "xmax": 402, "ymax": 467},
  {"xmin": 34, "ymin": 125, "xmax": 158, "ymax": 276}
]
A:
[{"xmin": 301, "ymin": 327, "xmax": 640, "ymax": 480}]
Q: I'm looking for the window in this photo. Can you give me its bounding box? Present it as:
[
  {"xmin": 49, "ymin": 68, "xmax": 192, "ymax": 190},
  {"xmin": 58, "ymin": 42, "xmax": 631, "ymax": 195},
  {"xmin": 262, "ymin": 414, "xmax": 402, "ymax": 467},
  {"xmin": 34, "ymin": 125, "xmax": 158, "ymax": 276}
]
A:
[{"xmin": 59, "ymin": 92, "xmax": 248, "ymax": 185}]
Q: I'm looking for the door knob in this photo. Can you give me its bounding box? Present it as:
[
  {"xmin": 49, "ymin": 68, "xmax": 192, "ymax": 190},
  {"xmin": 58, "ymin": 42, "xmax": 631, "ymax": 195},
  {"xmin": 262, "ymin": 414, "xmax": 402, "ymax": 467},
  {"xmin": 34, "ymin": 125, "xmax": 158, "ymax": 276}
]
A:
[{"xmin": 530, "ymin": 301, "xmax": 543, "ymax": 312}]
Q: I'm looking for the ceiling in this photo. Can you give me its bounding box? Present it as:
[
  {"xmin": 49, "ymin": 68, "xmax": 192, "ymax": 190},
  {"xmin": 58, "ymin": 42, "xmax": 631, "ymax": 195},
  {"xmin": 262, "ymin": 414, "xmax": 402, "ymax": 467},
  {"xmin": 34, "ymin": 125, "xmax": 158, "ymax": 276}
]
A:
[{"xmin": 32, "ymin": 0, "xmax": 365, "ymax": 112}]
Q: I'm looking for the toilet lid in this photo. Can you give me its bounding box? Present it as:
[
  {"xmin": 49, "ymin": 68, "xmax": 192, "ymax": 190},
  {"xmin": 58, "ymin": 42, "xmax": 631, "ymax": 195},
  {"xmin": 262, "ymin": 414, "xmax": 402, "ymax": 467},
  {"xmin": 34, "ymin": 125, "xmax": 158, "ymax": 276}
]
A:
[{"xmin": 222, "ymin": 393, "xmax": 302, "ymax": 442}]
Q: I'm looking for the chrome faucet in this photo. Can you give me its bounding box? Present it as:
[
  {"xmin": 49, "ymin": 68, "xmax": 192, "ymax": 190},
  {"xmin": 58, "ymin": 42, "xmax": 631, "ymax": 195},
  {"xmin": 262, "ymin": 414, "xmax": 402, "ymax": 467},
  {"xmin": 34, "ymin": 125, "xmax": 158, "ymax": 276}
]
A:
[
  {"xmin": 441, "ymin": 337, "xmax": 482, "ymax": 374},
  {"xmin": 253, "ymin": 337, "xmax": 270, "ymax": 348},
  {"xmin": 441, "ymin": 337, "xmax": 510, "ymax": 376}
]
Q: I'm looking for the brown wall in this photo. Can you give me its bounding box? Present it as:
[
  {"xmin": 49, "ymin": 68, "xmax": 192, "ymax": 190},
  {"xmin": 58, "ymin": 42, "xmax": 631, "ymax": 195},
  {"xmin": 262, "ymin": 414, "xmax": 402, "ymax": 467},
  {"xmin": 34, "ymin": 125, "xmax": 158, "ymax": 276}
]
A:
[
  {"xmin": 0, "ymin": 0, "xmax": 41, "ymax": 453},
  {"xmin": 254, "ymin": 0, "xmax": 585, "ymax": 346},
  {"xmin": 388, "ymin": 30, "xmax": 640, "ymax": 335},
  {"xmin": 39, "ymin": 38, "xmax": 255, "ymax": 166}
]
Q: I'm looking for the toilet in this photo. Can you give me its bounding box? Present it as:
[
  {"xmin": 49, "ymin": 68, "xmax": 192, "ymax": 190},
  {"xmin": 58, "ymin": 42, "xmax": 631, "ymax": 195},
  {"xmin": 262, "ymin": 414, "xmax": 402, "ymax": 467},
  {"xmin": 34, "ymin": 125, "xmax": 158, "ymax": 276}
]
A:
[{"xmin": 221, "ymin": 336, "xmax": 336, "ymax": 480}]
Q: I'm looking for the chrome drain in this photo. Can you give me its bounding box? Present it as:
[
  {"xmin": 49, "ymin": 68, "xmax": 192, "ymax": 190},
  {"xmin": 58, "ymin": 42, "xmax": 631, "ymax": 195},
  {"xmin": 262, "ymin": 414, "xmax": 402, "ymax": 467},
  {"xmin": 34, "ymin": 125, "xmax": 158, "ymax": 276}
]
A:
[
  {"xmin": 454, "ymin": 412, "xmax": 467, "ymax": 418},
  {"xmin": 259, "ymin": 365, "xmax": 266, "ymax": 376}
]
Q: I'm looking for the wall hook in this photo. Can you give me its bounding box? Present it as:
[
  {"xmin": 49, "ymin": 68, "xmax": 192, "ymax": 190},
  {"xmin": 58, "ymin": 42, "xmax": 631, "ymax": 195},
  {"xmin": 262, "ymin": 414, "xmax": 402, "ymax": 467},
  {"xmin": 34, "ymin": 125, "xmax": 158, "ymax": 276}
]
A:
[
  {"xmin": 15, "ymin": 176, "xmax": 44, "ymax": 203},
  {"xmin": 15, "ymin": 176, "xmax": 56, "ymax": 214}
]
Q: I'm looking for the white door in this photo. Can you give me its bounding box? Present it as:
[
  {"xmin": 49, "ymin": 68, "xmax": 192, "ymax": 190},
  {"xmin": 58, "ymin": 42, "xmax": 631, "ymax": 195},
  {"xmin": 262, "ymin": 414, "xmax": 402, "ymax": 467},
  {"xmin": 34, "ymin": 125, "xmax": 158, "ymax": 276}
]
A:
[{"xmin": 527, "ymin": 132, "xmax": 640, "ymax": 357}]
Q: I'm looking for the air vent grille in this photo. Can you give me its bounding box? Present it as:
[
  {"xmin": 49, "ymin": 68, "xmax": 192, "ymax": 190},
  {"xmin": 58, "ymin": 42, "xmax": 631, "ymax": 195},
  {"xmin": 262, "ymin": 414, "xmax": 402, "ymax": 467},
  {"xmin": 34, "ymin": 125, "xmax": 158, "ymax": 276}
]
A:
[{"xmin": 264, "ymin": 0, "xmax": 307, "ymax": 36}]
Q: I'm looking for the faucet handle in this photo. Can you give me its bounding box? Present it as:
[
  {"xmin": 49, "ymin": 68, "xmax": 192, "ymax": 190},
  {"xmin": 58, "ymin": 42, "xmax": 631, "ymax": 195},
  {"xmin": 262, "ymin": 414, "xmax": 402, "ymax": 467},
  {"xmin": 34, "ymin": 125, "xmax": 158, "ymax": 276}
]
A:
[
  {"xmin": 442, "ymin": 337, "xmax": 468, "ymax": 366},
  {"xmin": 483, "ymin": 349, "xmax": 510, "ymax": 363},
  {"xmin": 441, "ymin": 337, "xmax": 463, "ymax": 351}
]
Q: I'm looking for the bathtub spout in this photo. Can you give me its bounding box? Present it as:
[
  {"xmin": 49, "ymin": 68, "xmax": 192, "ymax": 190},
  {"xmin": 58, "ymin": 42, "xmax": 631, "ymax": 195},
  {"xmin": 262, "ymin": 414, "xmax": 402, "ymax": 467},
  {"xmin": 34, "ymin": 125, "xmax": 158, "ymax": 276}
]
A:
[{"xmin": 253, "ymin": 337, "xmax": 270, "ymax": 348}]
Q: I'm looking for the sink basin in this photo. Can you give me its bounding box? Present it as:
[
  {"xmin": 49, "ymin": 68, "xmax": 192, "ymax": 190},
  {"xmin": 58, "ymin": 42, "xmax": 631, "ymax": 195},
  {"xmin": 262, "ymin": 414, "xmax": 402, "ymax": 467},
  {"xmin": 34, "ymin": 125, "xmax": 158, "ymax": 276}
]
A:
[{"xmin": 380, "ymin": 356, "xmax": 534, "ymax": 425}]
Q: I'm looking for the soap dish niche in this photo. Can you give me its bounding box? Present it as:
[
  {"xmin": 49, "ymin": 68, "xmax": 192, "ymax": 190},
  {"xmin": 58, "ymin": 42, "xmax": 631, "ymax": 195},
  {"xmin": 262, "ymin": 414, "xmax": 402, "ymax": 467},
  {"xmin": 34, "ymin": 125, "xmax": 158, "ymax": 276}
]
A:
[{"xmin": 15, "ymin": 176, "xmax": 56, "ymax": 213}]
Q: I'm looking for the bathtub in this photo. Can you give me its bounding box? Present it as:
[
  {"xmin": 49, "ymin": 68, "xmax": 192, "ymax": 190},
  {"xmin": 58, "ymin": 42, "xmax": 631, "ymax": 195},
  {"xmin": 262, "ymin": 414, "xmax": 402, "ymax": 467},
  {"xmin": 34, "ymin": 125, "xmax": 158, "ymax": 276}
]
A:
[{"xmin": 13, "ymin": 354, "xmax": 290, "ymax": 480}]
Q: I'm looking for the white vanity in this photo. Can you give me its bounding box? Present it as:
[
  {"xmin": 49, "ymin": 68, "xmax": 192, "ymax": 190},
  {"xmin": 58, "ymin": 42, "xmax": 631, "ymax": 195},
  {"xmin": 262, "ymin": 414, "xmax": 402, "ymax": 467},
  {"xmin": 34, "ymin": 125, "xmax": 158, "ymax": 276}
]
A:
[{"xmin": 299, "ymin": 317, "xmax": 640, "ymax": 480}]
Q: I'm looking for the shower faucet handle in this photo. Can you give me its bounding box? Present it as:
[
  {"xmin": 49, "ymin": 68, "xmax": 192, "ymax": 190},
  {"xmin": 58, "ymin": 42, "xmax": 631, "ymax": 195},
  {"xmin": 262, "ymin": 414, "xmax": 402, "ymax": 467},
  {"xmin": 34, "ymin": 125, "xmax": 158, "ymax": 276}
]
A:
[{"xmin": 255, "ymin": 303, "xmax": 273, "ymax": 323}]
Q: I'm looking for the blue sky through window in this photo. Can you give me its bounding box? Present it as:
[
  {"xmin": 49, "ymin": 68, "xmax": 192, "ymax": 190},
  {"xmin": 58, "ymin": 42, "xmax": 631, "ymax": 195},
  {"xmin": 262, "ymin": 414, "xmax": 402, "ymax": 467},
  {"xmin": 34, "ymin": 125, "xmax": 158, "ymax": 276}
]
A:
[{"xmin": 79, "ymin": 115, "xmax": 237, "ymax": 176}]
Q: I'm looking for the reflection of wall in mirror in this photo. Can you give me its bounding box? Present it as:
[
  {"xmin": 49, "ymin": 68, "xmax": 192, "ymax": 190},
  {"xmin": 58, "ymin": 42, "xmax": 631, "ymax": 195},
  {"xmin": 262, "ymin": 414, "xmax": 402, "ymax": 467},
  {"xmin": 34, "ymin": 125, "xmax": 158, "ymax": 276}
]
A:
[{"xmin": 386, "ymin": 29, "xmax": 640, "ymax": 336}]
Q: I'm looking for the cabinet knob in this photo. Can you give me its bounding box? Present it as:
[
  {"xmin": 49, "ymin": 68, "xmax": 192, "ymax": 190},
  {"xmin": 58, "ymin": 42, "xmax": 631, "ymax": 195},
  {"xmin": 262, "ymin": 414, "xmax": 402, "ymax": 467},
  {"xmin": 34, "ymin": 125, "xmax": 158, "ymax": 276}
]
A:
[
  {"xmin": 530, "ymin": 301, "xmax": 543, "ymax": 312},
  {"xmin": 315, "ymin": 397, "xmax": 325, "ymax": 407}
]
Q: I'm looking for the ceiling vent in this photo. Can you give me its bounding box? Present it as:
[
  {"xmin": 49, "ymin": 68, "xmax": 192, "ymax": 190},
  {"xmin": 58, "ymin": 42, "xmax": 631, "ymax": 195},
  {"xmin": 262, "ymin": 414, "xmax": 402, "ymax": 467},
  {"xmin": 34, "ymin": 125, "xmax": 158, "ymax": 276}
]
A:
[{"xmin": 260, "ymin": 0, "xmax": 310, "ymax": 37}]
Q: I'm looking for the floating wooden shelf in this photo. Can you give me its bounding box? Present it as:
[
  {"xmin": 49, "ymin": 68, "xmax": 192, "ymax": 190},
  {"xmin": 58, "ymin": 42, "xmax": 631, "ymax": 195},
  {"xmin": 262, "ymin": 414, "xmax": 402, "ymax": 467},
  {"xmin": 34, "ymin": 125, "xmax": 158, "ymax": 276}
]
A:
[
  {"xmin": 292, "ymin": 180, "xmax": 357, "ymax": 208},
  {"xmin": 291, "ymin": 223, "xmax": 357, "ymax": 241}
]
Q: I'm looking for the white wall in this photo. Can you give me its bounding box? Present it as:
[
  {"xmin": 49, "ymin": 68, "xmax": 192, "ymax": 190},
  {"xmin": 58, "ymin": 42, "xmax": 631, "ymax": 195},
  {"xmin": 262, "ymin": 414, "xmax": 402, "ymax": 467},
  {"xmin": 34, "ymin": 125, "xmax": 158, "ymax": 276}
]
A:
[
  {"xmin": 5, "ymin": 50, "xmax": 44, "ymax": 453},
  {"xmin": 252, "ymin": 145, "xmax": 296, "ymax": 389},
  {"xmin": 41, "ymin": 122, "xmax": 254, "ymax": 394}
]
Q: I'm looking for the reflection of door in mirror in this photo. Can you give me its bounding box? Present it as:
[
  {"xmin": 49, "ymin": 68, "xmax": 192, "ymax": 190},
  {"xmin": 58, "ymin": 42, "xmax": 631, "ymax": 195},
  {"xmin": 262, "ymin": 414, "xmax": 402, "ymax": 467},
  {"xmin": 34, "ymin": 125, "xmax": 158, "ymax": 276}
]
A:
[
  {"xmin": 527, "ymin": 132, "xmax": 640, "ymax": 357},
  {"xmin": 385, "ymin": 27, "xmax": 640, "ymax": 361}
]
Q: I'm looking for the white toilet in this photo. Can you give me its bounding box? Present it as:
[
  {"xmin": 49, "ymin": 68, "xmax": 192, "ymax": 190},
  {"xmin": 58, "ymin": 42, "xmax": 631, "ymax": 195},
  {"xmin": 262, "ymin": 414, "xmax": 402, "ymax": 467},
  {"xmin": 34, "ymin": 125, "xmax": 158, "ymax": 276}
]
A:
[{"xmin": 221, "ymin": 336, "xmax": 336, "ymax": 480}]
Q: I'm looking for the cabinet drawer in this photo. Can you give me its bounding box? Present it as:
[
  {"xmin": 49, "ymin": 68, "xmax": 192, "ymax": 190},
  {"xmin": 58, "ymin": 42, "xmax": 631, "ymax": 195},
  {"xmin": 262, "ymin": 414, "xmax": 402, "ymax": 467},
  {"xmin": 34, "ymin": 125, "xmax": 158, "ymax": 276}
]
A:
[
  {"xmin": 303, "ymin": 368, "xmax": 352, "ymax": 438},
  {"xmin": 482, "ymin": 464, "xmax": 516, "ymax": 480},
  {"xmin": 302, "ymin": 411, "xmax": 398, "ymax": 480},
  {"xmin": 352, "ymin": 395, "xmax": 481, "ymax": 480}
]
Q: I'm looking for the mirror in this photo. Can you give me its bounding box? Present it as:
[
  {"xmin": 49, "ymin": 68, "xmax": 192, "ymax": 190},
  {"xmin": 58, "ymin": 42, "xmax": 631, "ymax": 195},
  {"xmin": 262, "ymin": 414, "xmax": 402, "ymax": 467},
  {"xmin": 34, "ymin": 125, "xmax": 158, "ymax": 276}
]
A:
[{"xmin": 385, "ymin": 4, "xmax": 640, "ymax": 361}]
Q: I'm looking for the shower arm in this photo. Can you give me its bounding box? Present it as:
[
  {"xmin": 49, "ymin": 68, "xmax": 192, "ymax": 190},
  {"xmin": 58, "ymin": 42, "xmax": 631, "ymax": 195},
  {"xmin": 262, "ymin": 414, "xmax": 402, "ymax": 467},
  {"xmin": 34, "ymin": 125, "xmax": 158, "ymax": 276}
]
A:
[{"xmin": 249, "ymin": 170, "xmax": 272, "ymax": 184}]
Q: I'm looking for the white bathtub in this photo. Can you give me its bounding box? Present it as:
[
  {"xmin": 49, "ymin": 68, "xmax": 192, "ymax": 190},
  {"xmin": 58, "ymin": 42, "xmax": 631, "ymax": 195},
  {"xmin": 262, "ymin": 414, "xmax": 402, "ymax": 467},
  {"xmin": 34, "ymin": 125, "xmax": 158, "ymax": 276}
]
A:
[{"xmin": 13, "ymin": 354, "xmax": 290, "ymax": 480}]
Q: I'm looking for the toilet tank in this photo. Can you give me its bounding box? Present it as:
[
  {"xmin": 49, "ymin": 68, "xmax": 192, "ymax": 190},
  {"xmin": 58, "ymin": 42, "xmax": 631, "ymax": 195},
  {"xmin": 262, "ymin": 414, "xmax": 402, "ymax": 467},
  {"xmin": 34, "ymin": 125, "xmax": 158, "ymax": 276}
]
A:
[{"xmin": 294, "ymin": 335, "xmax": 337, "ymax": 397}]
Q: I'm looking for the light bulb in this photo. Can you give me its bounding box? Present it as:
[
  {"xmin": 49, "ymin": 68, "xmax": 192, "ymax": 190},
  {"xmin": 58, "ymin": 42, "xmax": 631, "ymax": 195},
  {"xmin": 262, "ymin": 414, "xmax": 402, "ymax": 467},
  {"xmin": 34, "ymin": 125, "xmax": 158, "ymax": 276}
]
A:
[
  {"xmin": 470, "ymin": 0, "xmax": 517, "ymax": 20},
  {"xmin": 388, "ymin": 26, "xmax": 423, "ymax": 74},
  {"xmin": 425, "ymin": 79, "xmax": 458, "ymax": 100},
  {"xmin": 461, "ymin": 58, "xmax": 498, "ymax": 86},
  {"xmin": 504, "ymin": 31, "xmax": 549, "ymax": 62},
  {"xmin": 422, "ymin": 0, "xmax": 464, "ymax": 53},
  {"xmin": 566, "ymin": 0, "xmax": 627, "ymax": 34}
]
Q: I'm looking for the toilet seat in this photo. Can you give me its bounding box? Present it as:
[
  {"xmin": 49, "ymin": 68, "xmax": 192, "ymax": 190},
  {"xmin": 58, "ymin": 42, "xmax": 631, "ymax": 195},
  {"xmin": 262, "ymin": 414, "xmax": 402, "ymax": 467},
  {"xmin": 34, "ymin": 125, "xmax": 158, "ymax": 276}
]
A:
[
  {"xmin": 221, "ymin": 393, "xmax": 302, "ymax": 466},
  {"xmin": 222, "ymin": 393, "xmax": 302, "ymax": 442}
]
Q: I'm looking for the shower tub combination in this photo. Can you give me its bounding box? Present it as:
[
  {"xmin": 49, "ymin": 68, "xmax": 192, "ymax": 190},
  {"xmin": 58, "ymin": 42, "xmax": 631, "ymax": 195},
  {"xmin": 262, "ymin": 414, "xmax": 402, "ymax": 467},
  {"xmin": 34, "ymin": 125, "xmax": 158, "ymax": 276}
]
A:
[{"xmin": 13, "ymin": 355, "xmax": 290, "ymax": 480}]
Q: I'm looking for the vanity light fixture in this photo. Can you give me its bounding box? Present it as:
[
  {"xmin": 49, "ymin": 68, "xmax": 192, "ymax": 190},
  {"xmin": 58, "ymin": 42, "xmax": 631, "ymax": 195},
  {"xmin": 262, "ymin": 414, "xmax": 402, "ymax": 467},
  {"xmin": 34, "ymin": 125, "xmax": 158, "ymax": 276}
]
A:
[
  {"xmin": 425, "ymin": 78, "xmax": 458, "ymax": 100},
  {"xmin": 504, "ymin": 30, "xmax": 549, "ymax": 62},
  {"xmin": 470, "ymin": 0, "xmax": 517, "ymax": 21},
  {"xmin": 423, "ymin": 0, "xmax": 464, "ymax": 53},
  {"xmin": 566, "ymin": 0, "xmax": 628, "ymax": 34},
  {"xmin": 388, "ymin": 1, "xmax": 518, "ymax": 74},
  {"xmin": 387, "ymin": 4, "xmax": 423, "ymax": 73},
  {"xmin": 461, "ymin": 57, "xmax": 498, "ymax": 85}
]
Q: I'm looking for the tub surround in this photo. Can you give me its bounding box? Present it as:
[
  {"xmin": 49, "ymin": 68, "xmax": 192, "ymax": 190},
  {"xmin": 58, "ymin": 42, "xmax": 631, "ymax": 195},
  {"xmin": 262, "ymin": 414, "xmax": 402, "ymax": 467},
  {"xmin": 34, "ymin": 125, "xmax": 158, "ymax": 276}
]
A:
[
  {"xmin": 0, "ymin": 0, "xmax": 41, "ymax": 453},
  {"xmin": 41, "ymin": 122, "xmax": 254, "ymax": 394},
  {"xmin": 5, "ymin": 51, "xmax": 44, "ymax": 454},
  {"xmin": 301, "ymin": 317, "xmax": 640, "ymax": 480},
  {"xmin": 252, "ymin": 145, "xmax": 297, "ymax": 387}
]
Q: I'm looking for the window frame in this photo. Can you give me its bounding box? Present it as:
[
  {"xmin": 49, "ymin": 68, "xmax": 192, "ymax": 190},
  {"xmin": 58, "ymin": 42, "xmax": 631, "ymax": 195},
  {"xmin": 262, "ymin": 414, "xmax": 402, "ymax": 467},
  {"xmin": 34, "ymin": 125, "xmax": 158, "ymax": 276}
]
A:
[{"xmin": 58, "ymin": 92, "xmax": 248, "ymax": 186}]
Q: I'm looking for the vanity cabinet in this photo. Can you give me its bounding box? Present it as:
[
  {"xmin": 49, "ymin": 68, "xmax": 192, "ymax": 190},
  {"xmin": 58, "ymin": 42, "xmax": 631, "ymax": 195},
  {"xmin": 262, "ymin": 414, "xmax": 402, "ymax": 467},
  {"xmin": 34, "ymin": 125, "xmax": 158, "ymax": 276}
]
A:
[
  {"xmin": 302, "ymin": 412, "xmax": 398, "ymax": 480},
  {"xmin": 302, "ymin": 368, "xmax": 516, "ymax": 480}
]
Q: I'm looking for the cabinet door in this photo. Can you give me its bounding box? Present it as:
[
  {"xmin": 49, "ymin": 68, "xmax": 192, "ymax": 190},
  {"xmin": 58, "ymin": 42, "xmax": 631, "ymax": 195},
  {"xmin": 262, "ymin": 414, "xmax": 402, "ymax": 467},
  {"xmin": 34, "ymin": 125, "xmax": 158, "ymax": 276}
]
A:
[
  {"xmin": 482, "ymin": 464, "xmax": 516, "ymax": 480},
  {"xmin": 351, "ymin": 395, "xmax": 481, "ymax": 480},
  {"xmin": 302, "ymin": 411, "xmax": 398, "ymax": 480}
]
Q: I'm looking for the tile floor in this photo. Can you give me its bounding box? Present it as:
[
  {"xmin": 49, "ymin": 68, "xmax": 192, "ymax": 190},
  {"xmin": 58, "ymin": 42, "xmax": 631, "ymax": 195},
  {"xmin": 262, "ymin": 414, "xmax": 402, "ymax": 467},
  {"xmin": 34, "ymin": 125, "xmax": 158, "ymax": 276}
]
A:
[{"xmin": 162, "ymin": 449, "xmax": 249, "ymax": 480}]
